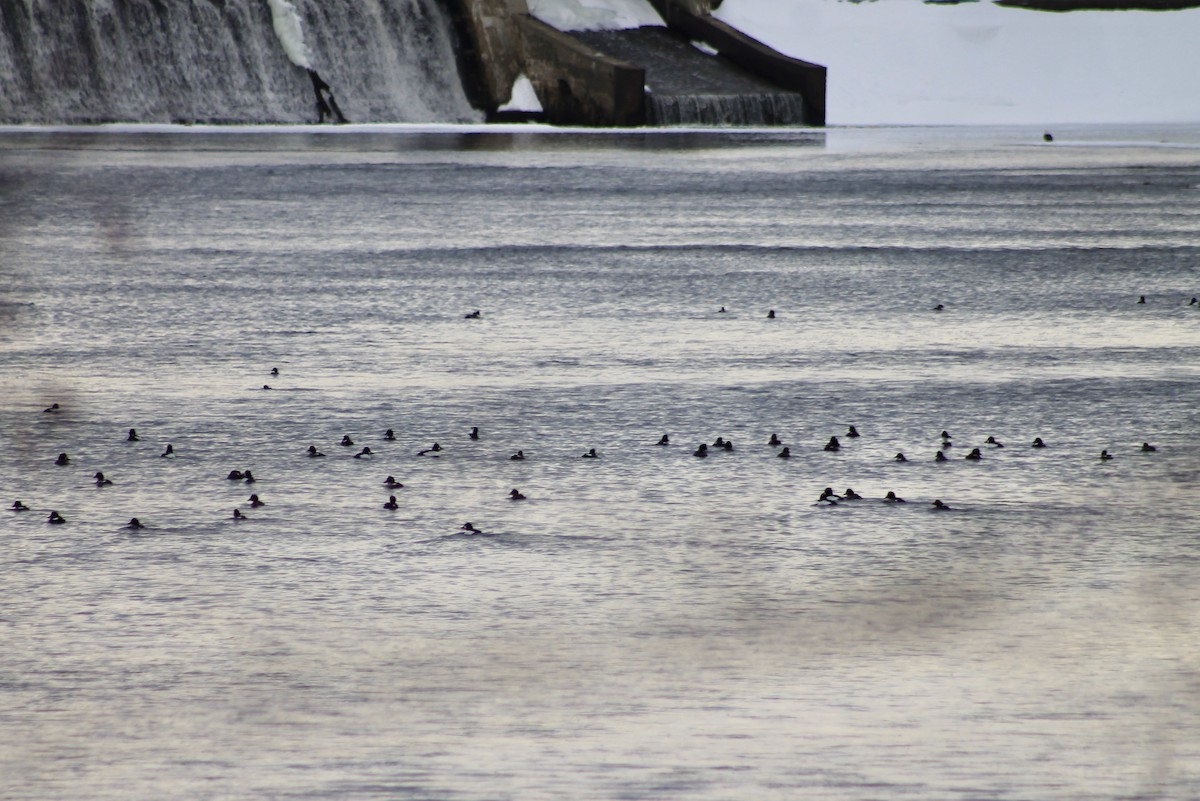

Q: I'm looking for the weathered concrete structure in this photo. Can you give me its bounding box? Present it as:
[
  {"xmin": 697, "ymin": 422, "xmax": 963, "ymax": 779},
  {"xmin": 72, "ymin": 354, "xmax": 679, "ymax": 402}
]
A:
[{"xmin": 446, "ymin": 0, "xmax": 826, "ymax": 127}]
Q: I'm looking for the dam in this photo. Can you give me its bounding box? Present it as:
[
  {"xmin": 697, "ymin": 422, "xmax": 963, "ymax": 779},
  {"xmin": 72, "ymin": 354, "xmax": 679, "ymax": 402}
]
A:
[{"xmin": 0, "ymin": 0, "xmax": 825, "ymax": 127}]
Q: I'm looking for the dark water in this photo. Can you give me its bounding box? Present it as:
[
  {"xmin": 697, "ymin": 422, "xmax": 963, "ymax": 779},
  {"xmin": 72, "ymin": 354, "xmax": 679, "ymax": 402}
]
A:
[{"xmin": 2, "ymin": 124, "xmax": 1199, "ymax": 800}]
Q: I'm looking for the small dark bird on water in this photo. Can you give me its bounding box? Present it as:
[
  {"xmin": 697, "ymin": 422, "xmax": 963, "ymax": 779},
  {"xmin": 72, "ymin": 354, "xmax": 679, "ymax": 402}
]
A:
[
  {"xmin": 777, "ymin": 447, "xmax": 791, "ymax": 458},
  {"xmin": 509, "ymin": 450, "xmax": 524, "ymax": 461},
  {"xmin": 48, "ymin": 510, "xmax": 66, "ymax": 524},
  {"xmin": 1043, "ymin": 131, "xmax": 1054, "ymax": 142},
  {"xmin": 55, "ymin": 453, "xmax": 70, "ymax": 466},
  {"xmin": 469, "ymin": 427, "xmax": 480, "ymax": 440},
  {"xmin": 509, "ymin": 488, "xmax": 526, "ymax": 500},
  {"xmin": 127, "ymin": 428, "xmax": 139, "ymax": 442},
  {"xmin": 693, "ymin": 444, "xmax": 708, "ymax": 458},
  {"xmin": 766, "ymin": 310, "xmax": 776, "ymax": 319},
  {"xmin": 1141, "ymin": 442, "xmax": 1157, "ymax": 452},
  {"xmin": 656, "ymin": 434, "xmax": 669, "ymax": 446},
  {"xmin": 383, "ymin": 496, "xmax": 399, "ymax": 510},
  {"xmin": 126, "ymin": 518, "xmax": 145, "ymax": 529},
  {"xmin": 161, "ymin": 444, "xmax": 174, "ymax": 457},
  {"xmin": 384, "ymin": 429, "xmax": 395, "ymax": 441}
]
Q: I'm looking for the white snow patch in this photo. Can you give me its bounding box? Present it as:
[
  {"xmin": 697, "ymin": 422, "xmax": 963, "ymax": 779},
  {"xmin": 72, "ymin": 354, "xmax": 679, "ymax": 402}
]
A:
[
  {"xmin": 713, "ymin": 0, "xmax": 1200, "ymax": 125},
  {"xmin": 498, "ymin": 74, "xmax": 544, "ymax": 113},
  {"xmin": 266, "ymin": 0, "xmax": 313, "ymax": 69},
  {"xmin": 691, "ymin": 40, "xmax": 719, "ymax": 56},
  {"xmin": 528, "ymin": 0, "xmax": 664, "ymax": 31}
]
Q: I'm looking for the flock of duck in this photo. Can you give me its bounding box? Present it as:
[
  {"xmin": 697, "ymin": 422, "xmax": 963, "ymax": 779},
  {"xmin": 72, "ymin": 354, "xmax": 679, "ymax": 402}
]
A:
[{"xmin": 14, "ymin": 392, "xmax": 1162, "ymax": 532}]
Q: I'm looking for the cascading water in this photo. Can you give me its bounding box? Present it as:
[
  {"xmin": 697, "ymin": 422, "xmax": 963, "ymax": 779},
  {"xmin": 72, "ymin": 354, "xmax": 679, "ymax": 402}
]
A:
[{"xmin": 0, "ymin": 0, "xmax": 481, "ymax": 124}]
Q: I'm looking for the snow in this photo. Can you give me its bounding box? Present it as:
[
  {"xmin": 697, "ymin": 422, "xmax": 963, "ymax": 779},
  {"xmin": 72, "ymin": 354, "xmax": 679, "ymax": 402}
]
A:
[
  {"xmin": 265, "ymin": 0, "xmax": 313, "ymax": 70},
  {"xmin": 713, "ymin": 0, "xmax": 1200, "ymax": 125},
  {"xmin": 498, "ymin": 74, "xmax": 544, "ymax": 113},
  {"xmin": 528, "ymin": 0, "xmax": 664, "ymax": 31}
]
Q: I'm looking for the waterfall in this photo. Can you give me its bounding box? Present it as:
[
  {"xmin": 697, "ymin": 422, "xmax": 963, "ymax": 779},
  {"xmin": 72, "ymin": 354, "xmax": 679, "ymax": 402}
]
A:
[
  {"xmin": 646, "ymin": 93, "xmax": 809, "ymax": 127},
  {"xmin": 0, "ymin": 0, "xmax": 482, "ymax": 124}
]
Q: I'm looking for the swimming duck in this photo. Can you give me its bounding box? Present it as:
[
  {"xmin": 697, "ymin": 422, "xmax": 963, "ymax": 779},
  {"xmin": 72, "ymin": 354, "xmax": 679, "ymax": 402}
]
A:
[
  {"xmin": 461, "ymin": 522, "xmax": 482, "ymax": 534},
  {"xmin": 933, "ymin": 303, "xmax": 944, "ymax": 311},
  {"xmin": 44, "ymin": 403, "xmax": 60, "ymax": 413},
  {"xmin": 1141, "ymin": 442, "xmax": 1157, "ymax": 452},
  {"xmin": 884, "ymin": 491, "xmax": 906, "ymax": 503},
  {"xmin": 1137, "ymin": 295, "xmax": 1146, "ymax": 304},
  {"xmin": 935, "ymin": 451, "xmax": 948, "ymax": 462},
  {"xmin": 1190, "ymin": 297, "xmax": 1198, "ymax": 306},
  {"xmin": 509, "ymin": 488, "xmax": 526, "ymax": 500},
  {"xmin": 262, "ymin": 385, "xmax": 271, "ymax": 390},
  {"xmin": 815, "ymin": 494, "xmax": 839, "ymax": 506},
  {"xmin": 1100, "ymin": 450, "xmax": 1113, "ymax": 461},
  {"xmin": 232, "ymin": 508, "xmax": 246, "ymax": 520},
  {"xmin": 509, "ymin": 450, "xmax": 524, "ymax": 461},
  {"xmin": 125, "ymin": 517, "xmax": 145, "ymax": 529},
  {"xmin": 160, "ymin": 444, "xmax": 174, "ymax": 457},
  {"xmin": 383, "ymin": 495, "xmax": 399, "ymax": 510},
  {"xmin": 340, "ymin": 435, "xmax": 354, "ymax": 447},
  {"xmin": 127, "ymin": 428, "xmax": 139, "ymax": 442},
  {"xmin": 965, "ymin": 448, "xmax": 983, "ymax": 461},
  {"xmin": 384, "ymin": 476, "xmax": 404, "ymax": 488},
  {"xmin": 846, "ymin": 425, "xmax": 860, "ymax": 438},
  {"xmin": 464, "ymin": 310, "xmax": 481, "ymax": 319},
  {"xmin": 354, "ymin": 447, "xmax": 373, "ymax": 458},
  {"xmin": 270, "ymin": 367, "xmax": 279, "ymax": 376},
  {"xmin": 11, "ymin": 500, "xmax": 30, "ymax": 511},
  {"xmin": 894, "ymin": 452, "xmax": 907, "ymax": 462},
  {"xmin": 693, "ymin": 444, "xmax": 708, "ymax": 458},
  {"xmin": 722, "ymin": 440, "xmax": 733, "ymax": 452},
  {"xmin": 47, "ymin": 510, "xmax": 66, "ymax": 524},
  {"xmin": 718, "ymin": 306, "xmax": 727, "ymax": 313},
  {"xmin": 842, "ymin": 488, "xmax": 863, "ymax": 501},
  {"xmin": 94, "ymin": 472, "xmax": 112, "ymax": 487},
  {"xmin": 242, "ymin": 471, "xmax": 256, "ymax": 483},
  {"xmin": 985, "ymin": 436, "xmax": 1005, "ymax": 448},
  {"xmin": 247, "ymin": 494, "xmax": 265, "ymax": 508},
  {"xmin": 931, "ymin": 500, "xmax": 951, "ymax": 511},
  {"xmin": 768, "ymin": 433, "xmax": 782, "ymax": 446},
  {"xmin": 777, "ymin": 447, "xmax": 791, "ymax": 458},
  {"xmin": 307, "ymin": 445, "xmax": 325, "ymax": 458},
  {"xmin": 767, "ymin": 310, "xmax": 776, "ymax": 319},
  {"xmin": 469, "ymin": 427, "xmax": 480, "ymax": 440},
  {"xmin": 940, "ymin": 430, "xmax": 952, "ymax": 442},
  {"xmin": 1031, "ymin": 437, "xmax": 1046, "ymax": 448},
  {"xmin": 419, "ymin": 443, "xmax": 443, "ymax": 456},
  {"xmin": 581, "ymin": 448, "xmax": 598, "ymax": 458},
  {"xmin": 384, "ymin": 429, "xmax": 395, "ymax": 441},
  {"xmin": 227, "ymin": 470, "xmax": 244, "ymax": 480},
  {"xmin": 54, "ymin": 453, "xmax": 70, "ymax": 466},
  {"xmin": 712, "ymin": 437, "xmax": 726, "ymax": 448},
  {"xmin": 656, "ymin": 434, "xmax": 669, "ymax": 446},
  {"xmin": 824, "ymin": 436, "xmax": 840, "ymax": 452}
]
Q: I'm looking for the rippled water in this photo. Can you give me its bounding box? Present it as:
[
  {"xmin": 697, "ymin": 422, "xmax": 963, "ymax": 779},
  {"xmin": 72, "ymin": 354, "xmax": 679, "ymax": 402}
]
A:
[{"xmin": 2, "ymin": 124, "xmax": 1199, "ymax": 800}]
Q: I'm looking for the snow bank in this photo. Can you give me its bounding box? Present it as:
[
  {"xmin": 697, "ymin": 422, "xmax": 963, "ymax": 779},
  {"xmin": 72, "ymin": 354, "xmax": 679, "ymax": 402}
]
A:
[
  {"xmin": 713, "ymin": 0, "xmax": 1200, "ymax": 125},
  {"xmin": 528, "ymin": 0, "xmax": 664, "ymax": 31},
  {"xmin": 498, "ymin": 74, "xmax": 544, "ymax": 113}
]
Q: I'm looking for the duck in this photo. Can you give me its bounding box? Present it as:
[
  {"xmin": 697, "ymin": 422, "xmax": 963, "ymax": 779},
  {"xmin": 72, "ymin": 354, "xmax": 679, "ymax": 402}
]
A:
[
  {"xmin": 242, "ymin": 470, "xmax": 256, "ymax": 484},
  {"xmin": 712, "ymin": 437, "xmax": 725, "ymax": 448},
  {"xmin": 1031, "ymin": 437, "xmax": 1046, "ymax": 448},
  {"xmin": 464, "ymin": 309, "xmax": 481, "ymax": 319},
  {"xmin": 1137, "ymin": 295, "xmax": 1146, "ymax": 304},
  {"xmin": 461, "ymin": 522, "xmax": 482, "ymax": 534},
  {"xmin": 965, "ymin": 448, "xmax": 983, "ymax": 461},
  {"xmin": 884, "ymin": 491, "xmax": 906, "ymax": 503},
  {"xmin": 262, "ymin": 385, "xmax": 271, "ymax": 390},
  {"xmin": 340, "ymin": 435, "xmax": 354, "ymax": 447},
  {"xmin": 509, "ymin": 450, "xmax": 524, "ymax": 461},
  {"xmin": 419, "ymin": 443, "xmax": 443, "ymax": 456},
  {"xmin": 1141, "ymin": 442, "xmax": 1157, "ymax": 452},
  {"xmin": 767, "ymin": 310, "xmax": 776, "ymax": 319},
  {"xmin": 768, "ymin": 433, "xmax": 782, "ymax": 446},
  {"xmin": 693, "ymin": 444, "xmax": 708, "ymax": 458},
  {"xmin": 384, "ymin": 429, "xmax": 396, "ymax": 441},
  {"xmin": 1100, "ymin": 449, "xmax": 1113, "ymax": 461},
  {"xmin": 44, "ymin": 402, "xmax": 61, "ymax": 413},
  {"xmin": 940, "ymin": 430, "xmax": 952, "ymax": 443},
  {"xmin": 823, "ymin": 436, "xmax": 840, "ymax": 452},
  {"xmin": 985, "ymin": 436, "xmax": 1005, "ymax": 448},
  {"xmin": 894, "ymin": 452, "xmax": 907, "ymax": 462},
  {"xmin": 935, "ymin": 451, "xmax": 948, "ymax": 463},
  {"xmin": 47, "ymin": 510, "xmax": 66, "ymax": 524},
  {"xmin": 469, "ymin": 427, "xmax": 480, "ymax": 440},
  {"xmin": 94, "ymin": 472, "xmax": 113, "ymax": 487},
  {"xmin": 11, "ymin": 500, "xmax": 30, "ymax": 511},
  {"xmin": 656, "ymin": 434, "xmax": 669, "ymax": 446},
  {"xmin": 126, "ymin": 428, "xmax": 140, "ymax": 442},
  {"xmin": 814, "ymin": 494, "xmax": 839, "ymax": 506},
  {"xmin": 846, "ymin": 425, "xmax": 860, "ymax": 438},
  {"xmin": 160, "ymin": 444, "xmax": 174, "ymax": 458},
  {"xmin": 1190, "ymin": 297, "xmax": 1198, "ymax": 306},
  {"xmin": 777, "ymin": 447, "xmax": 791, "ymax": 458},
  {"xmin": 306, "ymin": 445, "xmax": 325, "ymax": 458},
  {"xmin": 509, "ymin": 488, "xmax": 527, "ymax": 500},
  {"xmin": 247, "ymin": 494, "xmax": 265, "ymax": 508},
  {"xmin": 232, "ymin": 508, "xmax": 246, "ymax": 520},
  {"xmin": 933, "ymin": 303, "xmax": 944, "ymax": 311},
  {"xmin": 718, "ymin": 306, "xmax": 727, "ymax": 313},
  {"xmin": 227, "ymin": 470, "xmax": 244, "ymax": 480},
  {"xmin": 125, "ymin": 517, "xmax": 145, "ymax": 529},
  {"xmin": 722, "ymin": 440, "xmax": 733, "ymax": 452},
  {"xmin": 54, "ymin": 453, "xmax": 70, "ymax": 466},
  {"xmin": 270, "ymin": 367, "xmax": 279, "ymax": 376},
  {"xmin": 384, "ymin": 476, "xmax": 404, "ymax": 488},
  {"xmin": 931, "ymin": 499, "xmax": 952, "ymax": 511},
  {"xmin": 581, "ymin": 448, "xmax": 598, "ymax": 458},
  {"xmin": 354, "ymin": 447, "xmax": 373, "ymax": 458},
  {"xmin": 842, "ymin": 488, "xmax": 863, "ymax": 501},
  {"xmin": 383, "ymin": 495, "xmax": 399, "ymax": 510}
]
